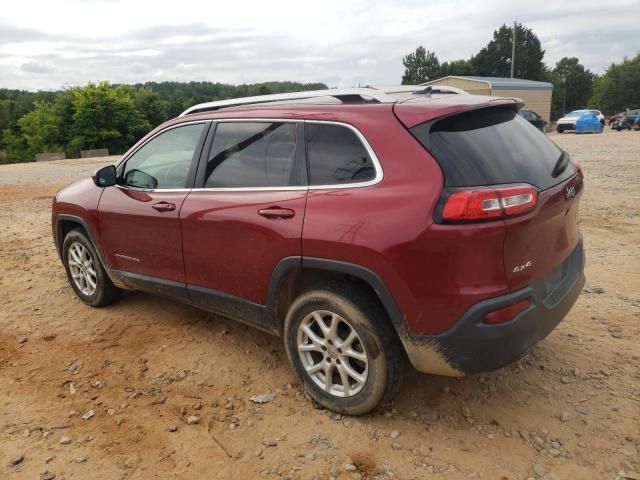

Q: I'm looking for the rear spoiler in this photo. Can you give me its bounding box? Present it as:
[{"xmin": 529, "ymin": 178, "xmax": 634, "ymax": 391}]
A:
[
  {"xmin": 394, "ymin": 96, "xmax": 523, "ymax": 130},
  {"xmin": 397, "ymin": 99, "xmax": 524, "ymax": 151}
]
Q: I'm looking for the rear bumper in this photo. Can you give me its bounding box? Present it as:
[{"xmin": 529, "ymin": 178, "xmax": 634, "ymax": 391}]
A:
[{"xmin": 402, "ymin": 237, "xmax": 585, "ymax": 376}]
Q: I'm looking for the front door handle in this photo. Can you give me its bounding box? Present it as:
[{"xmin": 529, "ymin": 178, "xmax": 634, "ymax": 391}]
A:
[
  {"xmin": 258, "ymin": 207, "xmax": 295, "ymax": 219},
  {"xmin": 152, "ymin": 201, "xmax": 176, "ymax": 212}
]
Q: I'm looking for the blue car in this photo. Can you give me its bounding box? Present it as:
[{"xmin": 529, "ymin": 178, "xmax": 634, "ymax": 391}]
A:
[
  {"xmin": 575, "ymin": 111, "xmax": 603, "ymax": 134},
  {"xmin": 557, "ymin": 109, "xmax": 605, "ymax": 133}
]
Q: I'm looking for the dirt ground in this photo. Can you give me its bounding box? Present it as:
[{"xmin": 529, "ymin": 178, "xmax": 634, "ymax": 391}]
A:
[{"xmin": 1, "ymin": 129, "xmax": 638, "ymax": 480}]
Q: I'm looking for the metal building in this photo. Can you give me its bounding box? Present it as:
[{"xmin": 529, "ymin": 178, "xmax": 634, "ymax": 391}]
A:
[{"xmin": 421, "ymin": 76, "xmax": 553, "ymax": 123}]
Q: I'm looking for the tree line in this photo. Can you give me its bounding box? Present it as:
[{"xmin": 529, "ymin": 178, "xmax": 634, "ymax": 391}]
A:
[
  {"xmin": 401, "ymin": 23, "xmax": 640, "ymax": 121},
  {"xmin": 0, "ymin": 81, "xmax": 326, "ymax": 164},
  {"xmin": 1, "ymin": 22, "xmax": 637, "ymax": 165}
]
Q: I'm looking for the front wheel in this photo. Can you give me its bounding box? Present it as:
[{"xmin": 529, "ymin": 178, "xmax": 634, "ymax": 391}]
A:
[
  {"xmin": 283, "ymin": 284, "xmax": 405, "ymax": 415},
  {"xmin": 62, "ymin": 228, "xmax": 121, "ymax": 307}
]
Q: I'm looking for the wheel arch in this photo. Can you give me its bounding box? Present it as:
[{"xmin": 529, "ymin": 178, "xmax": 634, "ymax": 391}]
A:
[
  {"xmin": 266, "ymin": 257, "xmax": 408, "ymax": 342},
  {"xmin": 54, "ymin": 214, "xmax": 108, "ymax": 270}
]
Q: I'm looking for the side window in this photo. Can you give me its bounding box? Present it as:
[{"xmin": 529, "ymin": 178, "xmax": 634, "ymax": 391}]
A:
[
  {"xmin": 204, "ymin": 122, "xmax": 299, "ymax": 188},
  {"xmin": 306, "ymin": 123, "xmax": 375, "ymax": 186},
  {"xmin": 121, "ymin": 123, "xmax": 206, "ymax": 189}
]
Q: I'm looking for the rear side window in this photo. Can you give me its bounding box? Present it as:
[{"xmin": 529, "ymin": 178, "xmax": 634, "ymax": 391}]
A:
[
  {"xmin": 411, "ymin": 108, "xmax": 575, "ymax": 190},
  {"xmin": 204, "ymin": 122, "xmax": 300, "ymax": 188},
  {"xmin": 306, "ymin": 123, "xmax": 376, "ymax": 186}
]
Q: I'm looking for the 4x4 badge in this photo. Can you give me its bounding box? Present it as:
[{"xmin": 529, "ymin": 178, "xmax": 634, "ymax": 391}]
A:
[{"xmin": 564, "ymin": 185, "xmax": 576, "ymax": 200}]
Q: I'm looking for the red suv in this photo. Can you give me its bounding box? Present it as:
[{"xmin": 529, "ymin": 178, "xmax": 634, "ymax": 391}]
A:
[{"xmin": 52, "ymin": 87, "xmax": 585, "ymax": 415}]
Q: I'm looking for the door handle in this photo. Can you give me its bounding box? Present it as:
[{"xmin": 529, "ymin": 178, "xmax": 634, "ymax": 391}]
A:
[
  {"xmin": 152, "ymin": 201, "xmax": 176, "ymax": 212},
  {"xmin": 258, "ymin": 207, "xmax": 295, "ymax": 219}
]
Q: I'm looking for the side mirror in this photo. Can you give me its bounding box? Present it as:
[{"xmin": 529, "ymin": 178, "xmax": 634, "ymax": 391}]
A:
[{"xmin": 92, "ymin": 165, "xmax": 117, "ymax": 188}]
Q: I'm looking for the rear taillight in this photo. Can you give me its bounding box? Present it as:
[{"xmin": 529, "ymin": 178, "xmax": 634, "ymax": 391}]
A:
[
  {"xmin": 483, "ymin": 299, "xmax": 530, "ymax": 324},
  {"xmin": 442, "ymin": 184, "xmax": 538, "ymax": 222}
]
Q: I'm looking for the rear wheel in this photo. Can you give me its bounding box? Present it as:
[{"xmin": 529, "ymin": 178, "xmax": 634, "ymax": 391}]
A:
[
  {"xmin": 62, "ymin": 228, "xmax": 121, "ymax": 307},
  {"xmin": 283, "ymin": 284, "xmax": 405, "ymax": 415}
]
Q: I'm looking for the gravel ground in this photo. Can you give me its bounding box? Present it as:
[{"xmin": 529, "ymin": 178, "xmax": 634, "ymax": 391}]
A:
[{"xmin": 0, "ymin": 129, "xmax": 638, "ymax": 480}]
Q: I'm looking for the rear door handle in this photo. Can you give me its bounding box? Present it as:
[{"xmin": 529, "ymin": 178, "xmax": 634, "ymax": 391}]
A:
[
  {"xmin": 152, "ymin": 201, "xmax": 176, "ymax": 212},
  {"xmin": 258, "ymin": 207, "xmax": 295, "ymax": 219}
]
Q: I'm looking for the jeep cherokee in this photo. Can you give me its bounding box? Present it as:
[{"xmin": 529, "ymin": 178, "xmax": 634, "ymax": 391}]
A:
[{"xmin": 52, "ymin": 87, "xmax": 585, "ymax": 415}]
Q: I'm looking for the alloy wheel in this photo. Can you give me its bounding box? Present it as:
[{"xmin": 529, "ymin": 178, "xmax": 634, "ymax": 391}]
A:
[
  {"xmin": 68, "ymin": 241, "xmax": 97, "ymax": 296},
  {"xmin": 297, "ymin": 310, "xmax": 368, "ymax": 397}
]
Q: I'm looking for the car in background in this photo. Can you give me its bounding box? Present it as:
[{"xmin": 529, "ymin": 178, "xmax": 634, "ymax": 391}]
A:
[
  {"xmin": 608, "ymin": 112, "xmax": 622, "ymax": 126},
  {"xmin": 556, "ymin": 109, "xmax": 604, "ymax": 133},
  {"xmin": 518, "ymin": 109, "xmax": 546, "ymax": 131},
  {"xmin": 575, "ymin": 111, "xmax": 604, "ymax": 134},
  {"xmin": 609, "ymin": 109, "xmax": 639, "ymax": 129}
]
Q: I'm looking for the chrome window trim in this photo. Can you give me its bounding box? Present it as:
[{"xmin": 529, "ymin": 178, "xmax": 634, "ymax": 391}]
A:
[
  {"xmin": 188, "ymin": 118, "xmax": 383, "ymax": 193},
  {"xmin": 211, "ymin": 118, "xmax": 303, "ymax": 124},
  {"xmin": 115, "ymin": 118, "xmax": 383, "ymax": 193},
  {"xmin": 191, "ymin": 186, "xmax": 308, "ymax": 192},
  {"xmin": 304, "ymin": 120, "xmax": 383, "ymax": 190},
  {"xmin": 115, "ymin": 185, "xmax": 192, "ymax": 193}
]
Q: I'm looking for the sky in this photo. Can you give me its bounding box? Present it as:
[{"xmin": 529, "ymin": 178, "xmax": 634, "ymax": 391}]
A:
[{"xmin": 1, "ymin": 0, "xmax": 639, "ymax": 91}]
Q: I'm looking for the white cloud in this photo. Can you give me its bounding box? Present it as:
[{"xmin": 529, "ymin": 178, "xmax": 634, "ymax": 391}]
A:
[
  {"xmin": 0, "ymin": 0, "xmax": 638, "ymax": 90},
  {"xmin": 20, "ymin": 61, "xmax": 57, "ymax": 73}
]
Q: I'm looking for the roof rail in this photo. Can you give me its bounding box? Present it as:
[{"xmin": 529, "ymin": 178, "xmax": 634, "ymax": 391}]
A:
[
  {"xmin": 365, "ymin": 85, "xmax": 423, "ymax": 94},
  {"xmin": 179, "ymin": 88, "xmax": 395, "ymax": 116},
  {"xmin": 415, "ymin": 84, "xmax": 470, "ymax": 95}
]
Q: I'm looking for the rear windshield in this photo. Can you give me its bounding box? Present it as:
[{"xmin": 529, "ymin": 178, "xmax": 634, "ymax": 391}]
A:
[{"xmin": 411, "ymin": 107, "xmax": 575, "ymax": 190}]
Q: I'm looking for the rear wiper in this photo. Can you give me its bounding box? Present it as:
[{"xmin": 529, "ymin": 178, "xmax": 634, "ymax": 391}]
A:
[{"xmin": 552, "ymin": 151, "xmax": 570, "ymax": 178}]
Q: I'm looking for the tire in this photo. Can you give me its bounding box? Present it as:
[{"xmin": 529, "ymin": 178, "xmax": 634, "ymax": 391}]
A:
[
  {"xmin": 556, "ymin": 127, "xmax": 563, "ymax": 134},
  {"xmin": 283, "ymin": 283, "xmax": 405, "ymax": 415},
  {"xmin": 62, "ymin": 228, "xmax": 121, "ymax": 307}
]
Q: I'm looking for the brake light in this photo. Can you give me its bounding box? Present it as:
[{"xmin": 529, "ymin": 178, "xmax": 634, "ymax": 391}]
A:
[
  {"xmin": 442, "ymin": 185, "xmax": 538, "ymax": 222},
  {"xmin": 483, "ymin": 299, "xmax": 530, "ymax": 324}
]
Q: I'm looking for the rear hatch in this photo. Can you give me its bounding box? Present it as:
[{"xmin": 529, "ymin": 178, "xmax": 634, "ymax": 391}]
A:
[{"xmin": 398, "ymin": 101, "xmax": 583, "ymax": 291}]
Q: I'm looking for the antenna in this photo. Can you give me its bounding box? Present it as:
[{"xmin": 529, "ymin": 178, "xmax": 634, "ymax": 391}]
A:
[{"xmin": 511, "ymin": 21, "xmax": 516, "ymax": 78}]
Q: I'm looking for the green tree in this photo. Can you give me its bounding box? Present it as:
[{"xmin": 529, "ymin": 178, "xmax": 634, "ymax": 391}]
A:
[
  {"xmin": 548, "ymin": 57, "xmax": 594, "ymax": 118},
  {"xmin": 589, "ymin": 53, "xmax": 640, "ymax": 114},
  {"xmin": 0, "ymin": 129, "xmax": 30, "ymax": 163},
  {"xmin": 401, "ymin": 47, "xmax": 440, "ymax": 84},
  {"xmin": 471, "ymin": 23, "xmax": 546, "ymax": 80},
  {"xmin": 132, "ymin": 87, "xmax": 169, "ymax": 128},
  {"xmin": 437, "ymin": 59, "xmax": 474, "ymax": 77},
  {"xmin": 1, "ymin": 80, "xmax": 329, "ymax": 164},
  {"xmin": 71, "ymin": 82, "xmax": 150, "ymax": 154},
  {"xmin": 16, "ymin": 100, "xmax": 64, "ymax": 155}
]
